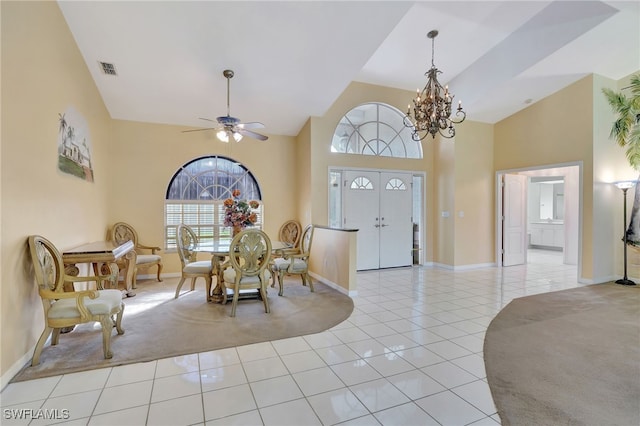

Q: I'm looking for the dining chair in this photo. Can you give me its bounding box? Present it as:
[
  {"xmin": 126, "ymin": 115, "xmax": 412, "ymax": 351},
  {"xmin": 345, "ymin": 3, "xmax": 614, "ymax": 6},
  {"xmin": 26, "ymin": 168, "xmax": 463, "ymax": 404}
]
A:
[
  {"xmin": 110, "ymin": 222, "xmax": 163, "ymax": 288},
  {"xmin": 278, "ymin": 219, "xmax": 302, "ymax": 251},
  {"xmin": 272, "ymin": 224, "xmax": 315, "ymax": 296},
  {"xmin": 174, "ymin": 224, "xmax": 213, "ymax": 301},
  {"xmin": 27, "ymin": 235, "xmax": 125, "ymax": 365},
  {"xmin": 222, "ymin": 229, "xmax": 272, "ymax": 317}
]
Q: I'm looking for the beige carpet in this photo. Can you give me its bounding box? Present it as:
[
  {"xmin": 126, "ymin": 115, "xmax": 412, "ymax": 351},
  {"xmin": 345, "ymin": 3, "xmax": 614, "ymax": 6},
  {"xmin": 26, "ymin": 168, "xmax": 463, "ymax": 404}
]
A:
[
  {"xmin": 484, "ymin": 282, "xmax": 640, "ymax": 426},
  {"xmin": 13, "ymin": 276, "xmax": 353, "ymax": 382}
]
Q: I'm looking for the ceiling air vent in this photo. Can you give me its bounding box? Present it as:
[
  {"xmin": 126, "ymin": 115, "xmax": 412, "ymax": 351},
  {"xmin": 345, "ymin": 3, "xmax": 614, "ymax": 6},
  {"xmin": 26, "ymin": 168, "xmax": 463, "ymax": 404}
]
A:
[{"xmin": 99, "ymin": 61, "xmax": 117, "ymax": 76}]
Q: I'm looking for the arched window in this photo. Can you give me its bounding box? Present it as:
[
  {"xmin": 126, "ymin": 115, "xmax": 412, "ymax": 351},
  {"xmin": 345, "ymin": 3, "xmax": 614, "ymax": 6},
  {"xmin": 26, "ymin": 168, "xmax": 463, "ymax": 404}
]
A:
[
  {"xmin": 164, "ymin": 156, "xmax": 262, "ymax": 249},
  {"xmin": 385, "ymin": 178, "xmax": 407, "ymax": 190},
  {"xmin": 350, "ymin": 176, "xmax": 374, "ymax": 190},
  {"xmin": 331, "ymin": 102, "xmax": 422, "ymax": 158}
]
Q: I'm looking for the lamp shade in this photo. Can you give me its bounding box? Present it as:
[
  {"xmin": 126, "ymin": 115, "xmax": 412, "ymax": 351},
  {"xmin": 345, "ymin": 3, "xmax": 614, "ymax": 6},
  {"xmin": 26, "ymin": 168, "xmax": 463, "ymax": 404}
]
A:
[{"xmin": 615, "ymin": 180, "xmax": 636, "ymax": 190}]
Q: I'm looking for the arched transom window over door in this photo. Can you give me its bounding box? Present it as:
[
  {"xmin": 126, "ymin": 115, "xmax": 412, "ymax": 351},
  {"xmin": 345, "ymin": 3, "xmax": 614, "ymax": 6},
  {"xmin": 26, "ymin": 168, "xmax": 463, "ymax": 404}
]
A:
[
  {"xmin": 164, "ymin": 156, "xmax": 262, "ymax": 249},
  {"xmin": 331, "ymin": 102, "xmax": 422, "ymax": 159}
]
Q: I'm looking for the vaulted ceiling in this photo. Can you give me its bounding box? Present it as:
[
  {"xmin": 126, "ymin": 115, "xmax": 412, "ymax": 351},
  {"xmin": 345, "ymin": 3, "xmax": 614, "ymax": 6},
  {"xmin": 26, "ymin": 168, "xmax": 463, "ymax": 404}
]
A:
[{"xmin": 58, "ymin": 1, "xmax": 640, "ymax": 138}]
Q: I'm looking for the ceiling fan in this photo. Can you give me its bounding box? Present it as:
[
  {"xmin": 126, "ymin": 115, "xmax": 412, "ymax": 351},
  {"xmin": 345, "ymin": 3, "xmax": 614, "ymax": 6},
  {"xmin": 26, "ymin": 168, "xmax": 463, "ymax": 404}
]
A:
[{"xmin": 183, "ymin": 69, "xmax": 268, "ymax": 142}]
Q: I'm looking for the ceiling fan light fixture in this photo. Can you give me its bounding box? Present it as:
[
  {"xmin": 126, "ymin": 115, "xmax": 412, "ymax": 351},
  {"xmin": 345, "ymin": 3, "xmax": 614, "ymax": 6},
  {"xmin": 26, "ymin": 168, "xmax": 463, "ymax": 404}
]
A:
[
  {"xmin": 216, "ymin": 129, "xmax": 243, "ymax": 143},
  {"xmin": 216, "ymin": 130, "xmax": 230, "ymax": 143},
  {"xmin": 183, "ymin": 69, "xmax": 268, "ymax": 141}
]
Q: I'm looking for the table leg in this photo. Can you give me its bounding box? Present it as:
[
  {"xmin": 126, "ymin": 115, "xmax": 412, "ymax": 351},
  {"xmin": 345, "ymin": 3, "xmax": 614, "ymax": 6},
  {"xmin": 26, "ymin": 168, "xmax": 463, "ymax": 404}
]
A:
[
  {"xmin": 91, "ymin": 262, "xmax": 118, "ymax": 290},
  {"xmin": 122, "ymin": 250, "xmax": 137, "ymax": 297},
  {"xmin": 209, "ymin": 254, "xmax": 228, "ymax": 304}
]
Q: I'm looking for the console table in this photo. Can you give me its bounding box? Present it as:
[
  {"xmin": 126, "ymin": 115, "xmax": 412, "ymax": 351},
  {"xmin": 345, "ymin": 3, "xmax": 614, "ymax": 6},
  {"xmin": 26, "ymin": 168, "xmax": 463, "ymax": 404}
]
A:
[{"xmin": 62, "ymin": 240, "xmax": 137, "ymax": 296}]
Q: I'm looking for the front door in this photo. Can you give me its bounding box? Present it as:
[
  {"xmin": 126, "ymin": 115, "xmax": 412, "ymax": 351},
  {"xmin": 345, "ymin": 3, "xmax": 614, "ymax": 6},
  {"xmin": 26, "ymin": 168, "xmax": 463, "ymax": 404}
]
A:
[{"xmin": 344, "ymin": 170, "xmax": 413, "ymax": 270}]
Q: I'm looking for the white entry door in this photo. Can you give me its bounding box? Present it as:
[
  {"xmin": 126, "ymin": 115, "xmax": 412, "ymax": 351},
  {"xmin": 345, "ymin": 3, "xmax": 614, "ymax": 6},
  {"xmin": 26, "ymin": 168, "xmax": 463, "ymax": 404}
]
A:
[
  {"xmin": 344, "ymin": 170, "xmax": 413, "ymax": 270},
  {"xmin": 503, "ymin": 174, "xmax": 527, "ymax": 266}
]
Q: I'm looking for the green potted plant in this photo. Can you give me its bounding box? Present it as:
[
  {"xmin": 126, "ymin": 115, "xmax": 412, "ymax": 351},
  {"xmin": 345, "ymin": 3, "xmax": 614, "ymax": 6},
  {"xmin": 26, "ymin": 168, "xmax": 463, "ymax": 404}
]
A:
[{"xmin": 603, "ymin": 73, "xmax": 640, "ymax": 245}]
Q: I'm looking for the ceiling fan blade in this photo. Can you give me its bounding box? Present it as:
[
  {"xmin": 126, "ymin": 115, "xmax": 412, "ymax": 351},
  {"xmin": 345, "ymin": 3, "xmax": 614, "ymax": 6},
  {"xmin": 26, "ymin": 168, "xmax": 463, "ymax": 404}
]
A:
[
  {"xmin": 198, "ymin": 117, "xmax": 216, "ymax": 123},
  {"xmin": 182, "ymin": 127, "xmax": 216, "ymax": 133},
  {"xmin": 238, "ymin": 122, "xmax": 265, "ymax": 130},
  {"xmin": 239, "ymin": 128, "xmax": 268, "ymax": 141}
]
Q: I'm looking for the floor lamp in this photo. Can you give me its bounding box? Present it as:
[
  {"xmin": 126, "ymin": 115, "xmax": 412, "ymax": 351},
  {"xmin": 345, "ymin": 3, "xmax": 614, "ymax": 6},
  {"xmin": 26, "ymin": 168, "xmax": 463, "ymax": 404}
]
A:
[{"xmin": 615, "ymin": 180, "xmax": 636, "ymax": 286}]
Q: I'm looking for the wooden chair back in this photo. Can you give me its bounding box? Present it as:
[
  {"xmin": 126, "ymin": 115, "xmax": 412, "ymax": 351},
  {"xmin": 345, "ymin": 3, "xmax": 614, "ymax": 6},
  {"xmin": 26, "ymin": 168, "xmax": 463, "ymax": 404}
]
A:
[
  {"xmin": 177, "ymin": 224, "xmax": 199, "ymax": 267},
  {"xmin": 278, "ymin": 220, "xmax": 302, "ymax": 248}
]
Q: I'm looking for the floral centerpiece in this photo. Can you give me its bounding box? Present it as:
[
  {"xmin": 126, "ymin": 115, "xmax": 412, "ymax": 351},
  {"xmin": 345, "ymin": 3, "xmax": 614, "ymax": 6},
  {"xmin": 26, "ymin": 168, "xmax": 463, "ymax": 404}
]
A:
[{"xmin": 223, "ymin": 189, "xmax": 259, "ymax": 236}]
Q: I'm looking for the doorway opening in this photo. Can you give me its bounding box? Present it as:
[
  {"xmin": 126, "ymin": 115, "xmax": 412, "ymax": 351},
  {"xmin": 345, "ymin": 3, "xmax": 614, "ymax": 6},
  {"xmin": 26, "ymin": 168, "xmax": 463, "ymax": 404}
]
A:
[{"xmin": 496, "ymin": 163, "xmax": 582, "ymax": 275}]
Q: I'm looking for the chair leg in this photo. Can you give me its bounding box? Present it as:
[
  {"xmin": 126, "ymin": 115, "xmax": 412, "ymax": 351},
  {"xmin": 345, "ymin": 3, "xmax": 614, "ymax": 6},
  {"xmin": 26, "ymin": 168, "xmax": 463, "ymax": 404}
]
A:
[
  {"xmin": 230, "ymin": 282, "xmax": 241, "ymax": 317},
  {"xmin": 31, "ymin": 326, "xmax": 53, "ymax": 366},
  {"xmin": 221, "ymin": 280, "xmax": 228, "ymax": 304},
  {"xmin": 174, "ymin": 276, "xmax": 187, "ymax": 298},
  {"xmin": 115, "ymin": 304, "xmax": 125, "ymax": 335},
  {"xmin": 306, "ymin": 273, "xmax": 315, "ymax": 292},
  {"xmin": 277, "ymin": 271, "xmax": 285, "ymax": 296},
  {"xmin": 260, "ymin": 283, "xmax": 270, "ymax": 314},
  {"xmin": 156, "ymin": 263, "xmax": 163, "ymax": 282},
  {"xmin": 99, "ymin": 315, "xmax": 114, "ymax": 359},
  {"xmin": 51, "ymin": 328, "xmax": 61, "ymax": 345},
  {"xmin": 205, "ymin": 276, "xmax": 212, "ymax": 302},
  {"xmin": 190, "ymin": 277, "xmax": 196, "ymax": 291},
  {"xmin": 132, "ymin": 266, "xmax": 138, "ymax": 289}
]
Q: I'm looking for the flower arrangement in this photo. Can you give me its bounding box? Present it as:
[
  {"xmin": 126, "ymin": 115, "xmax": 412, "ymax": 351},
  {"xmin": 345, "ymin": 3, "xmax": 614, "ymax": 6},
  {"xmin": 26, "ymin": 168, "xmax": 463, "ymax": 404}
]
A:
[{"xmin": 223, "ymin": 189, "xmax": 259, "ymax": 232}]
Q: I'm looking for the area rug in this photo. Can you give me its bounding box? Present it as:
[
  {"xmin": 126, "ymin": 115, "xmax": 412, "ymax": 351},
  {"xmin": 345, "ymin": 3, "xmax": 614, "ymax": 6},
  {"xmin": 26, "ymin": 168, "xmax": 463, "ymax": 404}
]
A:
[
  {"xmin": 484, "ymin": 282, "xmax": 640, "ymax": 426},
  {"xmin": 12, "ymin": 276, "xmax": 353, "ymax": 382}
]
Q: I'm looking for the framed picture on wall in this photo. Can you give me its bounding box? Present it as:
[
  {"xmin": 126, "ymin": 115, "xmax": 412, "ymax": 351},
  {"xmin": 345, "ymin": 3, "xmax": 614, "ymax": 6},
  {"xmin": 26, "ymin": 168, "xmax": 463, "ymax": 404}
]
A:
[{"xmin": 57, "ymin": 106, "xmax": 94, "ymax": 182}]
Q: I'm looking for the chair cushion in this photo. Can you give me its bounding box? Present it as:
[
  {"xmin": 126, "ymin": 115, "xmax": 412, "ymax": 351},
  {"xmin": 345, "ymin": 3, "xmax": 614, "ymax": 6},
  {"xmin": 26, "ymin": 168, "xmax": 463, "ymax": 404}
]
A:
[
  {"xmin": 183, "ymin": 261, "xmax": 212, "ymax": 274},
  {"xmin": 137, "ymin": 254, "xmax": 161, "ymax": 265},
  {"xmin": 223, "ymin": 268, "xmax": 271, "ymax": 285},
  {"xmin": 273, "ymin": 258, "xmax": 308, "ymax": 273},
  {"xmin": 48, "ymin": 289, "xmax": 123, "ymax": 319}
]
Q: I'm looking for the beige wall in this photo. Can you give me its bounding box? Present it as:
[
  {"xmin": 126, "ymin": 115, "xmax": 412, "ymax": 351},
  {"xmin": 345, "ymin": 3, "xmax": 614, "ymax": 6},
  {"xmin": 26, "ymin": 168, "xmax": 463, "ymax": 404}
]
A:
[
  {"xmin": 307, "ymin": 82, "xmax": 495, "ymax": 268},
  {"xmin": 494, "ymin": 73, "xmax": 639, "ymax": 282},
  {"xmin": 309, "ymin": 228, "xmax": 357, "ymax": 294},
  {"xmin": 295, "ymin": 119, "xmax": 312, "ymax": 225},
  {"xmin": 1, "ymin": 1, "xmax": 113, "ymax": 381},
  {"xmin": 308, "ymin": 82, "xmax": 437, "ymax": 262},
  {"xmin": 592, "ymin": 73, "xmax": 640, "ymax": 280},
  {"xmin": 108, "ymin": 120, "xmax": 298, "ymax": 274},
  {"xmin": 495, "ymin": 76, "xmax": 595, "ymax": 279},
  {"xmin": 0, "ymin": 1, "xmax": 299, "ymax": 383},
  {"xmin": 454, "ymin": 122, "xmax": 495, "ymax": 266},
  {"xmin": 434, "ymin": 137, "xmax": 455, "ymax": 265}
]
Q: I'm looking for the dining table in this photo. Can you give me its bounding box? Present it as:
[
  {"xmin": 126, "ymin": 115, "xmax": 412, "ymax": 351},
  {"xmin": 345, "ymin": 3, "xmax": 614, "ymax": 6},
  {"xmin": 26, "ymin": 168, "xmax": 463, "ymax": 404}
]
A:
[{"xmin": 195, "ymin": 238, "xmax": 291, "ymax": 304}]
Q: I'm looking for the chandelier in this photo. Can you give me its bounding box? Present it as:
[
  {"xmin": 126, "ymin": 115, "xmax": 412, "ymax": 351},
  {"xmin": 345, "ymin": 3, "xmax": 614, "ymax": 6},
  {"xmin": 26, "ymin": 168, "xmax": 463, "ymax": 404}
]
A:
[{"xmin": 405, "ymin": 30, "xmax": 466, "ymax": 140}]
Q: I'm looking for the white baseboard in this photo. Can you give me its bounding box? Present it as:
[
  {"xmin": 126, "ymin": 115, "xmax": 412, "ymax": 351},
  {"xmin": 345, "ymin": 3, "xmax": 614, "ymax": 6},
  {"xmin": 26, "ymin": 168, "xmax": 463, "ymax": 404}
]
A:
[
  {"xmin": 428, "ymin": 262, "xmax": 497, "ymax": 271},
  {"xmin": 1, "ymin": 343, "xmax": 37, "ymax": 392},
  {"xmin": 309, "ymin": 272, "xmax": 357, "ymax": 297}
]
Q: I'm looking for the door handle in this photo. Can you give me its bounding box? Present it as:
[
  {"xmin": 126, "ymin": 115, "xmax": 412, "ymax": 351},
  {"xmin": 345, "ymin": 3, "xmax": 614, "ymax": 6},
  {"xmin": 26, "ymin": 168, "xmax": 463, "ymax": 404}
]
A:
[
  {"xmin": 381, "ymin": 224, "xmax": 389, "ymax": 227},
  {"xmin": 374, "ymin": 224, "xmax": 380, "ymax": 228}
]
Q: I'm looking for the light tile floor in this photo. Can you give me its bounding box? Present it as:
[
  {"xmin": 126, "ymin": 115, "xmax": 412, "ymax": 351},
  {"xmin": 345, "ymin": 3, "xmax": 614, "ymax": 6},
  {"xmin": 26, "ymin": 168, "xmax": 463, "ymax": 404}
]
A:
[{"xmin": 1, "ymin": 250, "xmax": 580, "ymax": 426}]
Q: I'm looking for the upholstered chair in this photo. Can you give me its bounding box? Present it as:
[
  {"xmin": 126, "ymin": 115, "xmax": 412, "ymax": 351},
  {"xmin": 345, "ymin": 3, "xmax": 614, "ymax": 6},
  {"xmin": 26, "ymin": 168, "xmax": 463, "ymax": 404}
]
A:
[
  {"xmin": 174, "ymin": 224, "xmax": 213, "ymax": 301},
  {"xmin": 27, "ymin": 235, "xmax": 125, "ymax": 366},
  {"xmin": 110, "ymin": 222, "xmax": 163, "ymax": 287},
  {"xmin": 272, "ymin": 224, "xmax": 315, "ymax": 296},
  {"xmin": 222, "ymin": 229, "xmax": 272, "ymax": 317}
]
